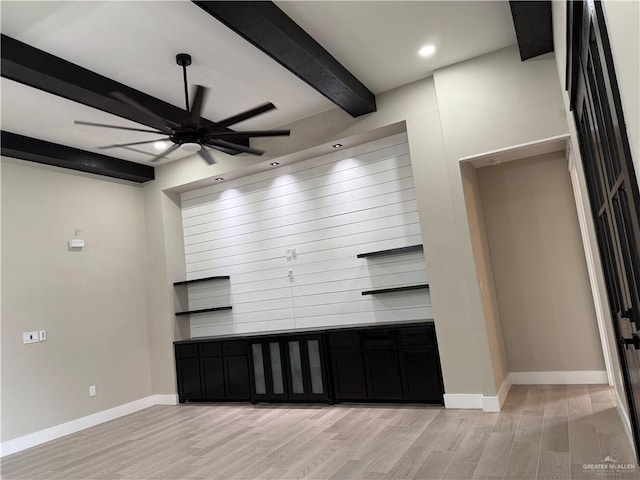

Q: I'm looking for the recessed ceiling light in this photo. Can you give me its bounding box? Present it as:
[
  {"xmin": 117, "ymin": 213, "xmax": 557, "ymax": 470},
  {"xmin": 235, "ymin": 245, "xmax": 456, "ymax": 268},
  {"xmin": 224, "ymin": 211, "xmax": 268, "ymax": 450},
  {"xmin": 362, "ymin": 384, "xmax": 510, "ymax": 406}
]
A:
[
  {"xmin": 332, "ymin": 143, "xmax": 343, "ymax": 149},
  {"xmin": 418, "ymin": 44, "xmax": 436, "ymax": 57},
  {"xmin": 154, "ymin": 140, "xmax": 169, "ymax": 150},
  {"xmin": 215, "ymin": 177, "xmax": 224, "ymax": 181},
  {"xmin": 270, "ymin": 162, "xmax": 280, "ymax": 166}
]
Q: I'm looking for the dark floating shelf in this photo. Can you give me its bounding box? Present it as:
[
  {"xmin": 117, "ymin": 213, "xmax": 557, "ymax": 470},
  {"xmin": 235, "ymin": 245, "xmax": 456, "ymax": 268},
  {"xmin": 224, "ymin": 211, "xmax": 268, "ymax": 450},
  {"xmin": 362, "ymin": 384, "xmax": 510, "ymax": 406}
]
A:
[
  {"xmin": 357, "ymin": 244, "xmax": 423, "ymax": 258},
  {"xmin": 174, "ymin": 276, "xmax": 230, "ymax": 286},
  {"xmin": 175, "ymin": 306, "xmax": 233, "ymax": 317},
  {"xmin": 362, "ymin": 284, "xmax": 429, "ymax": 296}
]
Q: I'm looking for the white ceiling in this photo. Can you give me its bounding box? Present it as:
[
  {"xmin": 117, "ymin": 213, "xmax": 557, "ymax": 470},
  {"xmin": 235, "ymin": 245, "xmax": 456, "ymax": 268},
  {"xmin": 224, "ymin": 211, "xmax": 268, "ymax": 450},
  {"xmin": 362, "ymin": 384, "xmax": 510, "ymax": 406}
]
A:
[
  {"xmin": 275, "ymin": 1, "xmax": 517, "ymax": 94},
  {"xmin": 0, "ymin": 1, "xmax": 517, "ymax": 166}
]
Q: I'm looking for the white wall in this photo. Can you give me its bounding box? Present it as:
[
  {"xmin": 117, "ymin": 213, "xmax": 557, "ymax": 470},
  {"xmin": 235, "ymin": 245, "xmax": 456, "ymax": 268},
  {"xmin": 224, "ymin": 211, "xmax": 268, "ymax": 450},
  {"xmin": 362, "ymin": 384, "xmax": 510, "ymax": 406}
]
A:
[
  {"xmin": 477, "ymin": 151, "xmax": 605, "ymax": 373},
  {"xmin": 432, "ymin": 46, "xmax": 569, "ymax": 392},
  {"xmin": 180, "ymin": 134, "xmax": 430, "ymax": 337},
  {"xmin": 1, "ymin": 158, "xmax": 152, "ymax": 442},
  {"xmin": 141, "ymin": 45, "xmax": 569, "ymax": 401}
]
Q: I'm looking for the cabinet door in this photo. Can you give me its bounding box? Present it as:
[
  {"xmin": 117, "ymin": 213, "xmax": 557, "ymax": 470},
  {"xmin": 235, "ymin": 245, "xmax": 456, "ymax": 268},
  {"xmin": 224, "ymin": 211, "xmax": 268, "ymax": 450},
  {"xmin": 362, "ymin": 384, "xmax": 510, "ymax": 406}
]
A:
[
  {"xmin": 363, "ymin": 347, "xmax": 403, "ymax": 400},
  {"xmin": 284, "ymin": 336, "xmax": 329, "ymax": 401},
  {"xmin": 201, "ymin": 357, "xmax": 225, "ymax": 400},
  {"xmin": 224, "ymin": 355, "xmax": 250, "ymax": 400},
  {"xmin": 330, "ymin": 348, "xmax": 367, "ymax": 400},
  {"xmin": 328, "ymin": 331, "xmax": 366, "ymax": 401},
  {"xmin": 362, "ymin": 329, "xmax": 403, "ymax": 400},
  {"xmin": 250, "ymin": 341, "xmax": 288, "ymax": 401},
  {"xmin": 398, "ymin": 347, "xmax": 443, "ymax": 403},
  {"xmin": 177, "ymin": 358, "xmax": 202, "ymax": 401}
]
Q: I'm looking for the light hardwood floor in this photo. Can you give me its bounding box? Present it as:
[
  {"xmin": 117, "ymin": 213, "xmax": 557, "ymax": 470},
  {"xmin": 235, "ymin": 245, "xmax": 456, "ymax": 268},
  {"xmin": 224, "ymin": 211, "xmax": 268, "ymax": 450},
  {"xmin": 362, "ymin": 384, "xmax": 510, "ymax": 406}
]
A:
[{"xmin": 2, "ymin": 385, "xmax": 638, "ymax": 479}]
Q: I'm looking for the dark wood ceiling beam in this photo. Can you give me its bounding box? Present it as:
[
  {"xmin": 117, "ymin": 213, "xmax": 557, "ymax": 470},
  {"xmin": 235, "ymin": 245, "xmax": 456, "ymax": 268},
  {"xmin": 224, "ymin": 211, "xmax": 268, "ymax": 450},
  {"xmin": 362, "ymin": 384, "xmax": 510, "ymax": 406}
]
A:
[
  {"xmin": 1, "ymin": 131, "xmax": 155, "ymax": 183},
  {"xmin": 193, "ymin": 1, "xmax": 376, "ymax": 118},
  {"xmin": 0, "ymin": 34, "xmax": 248, "ymax": 150},
  {"xmin": 509, "ymin": 1, "xmax": 554, "ymax": 60}
]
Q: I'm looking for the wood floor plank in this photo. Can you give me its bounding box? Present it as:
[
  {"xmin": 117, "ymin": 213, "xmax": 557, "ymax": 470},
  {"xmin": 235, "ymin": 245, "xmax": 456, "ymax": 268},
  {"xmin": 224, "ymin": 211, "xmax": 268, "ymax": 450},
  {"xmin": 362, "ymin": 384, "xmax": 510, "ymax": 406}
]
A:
[
  {"xmin": 503, "ymin": 441, "xmax": 538, "ymax": 480},
  {"xmin": 598, "ymin": 432, "xmax": 637, "ymax": 465},
  {"xmin": 515, "ymin": 410, "xmax": 544, "ymax": 444},
  {"xmin": 442, "ymin": 461, "xmax": 477, "ymax": 479},
  {"xmin": 328, "ymin": 459, "xmax": 368, "ymax": 480},
  {"xmin": 589, "ymin": 385, "xmax": 615, "ymax": 404},
  {"xmin": 472, "ymin": 432, "xmax": 515, "ymax": 477},
  {"xmin": 536, "ymin": 451, "xmax": 570, "ymax": 480},
  {"xmin": 569, "ymin": 417, "xmax": 602, "ymax": 465},
  {"xmin": 523, "ymin": 388, "xmax": 546, "ymax": 413},
  {"xmin": 504, "ymin": 385, "xmax": 529, "ymax": 406},
  {"xmin": 412, "ymin": 450, "xmax": 455, "ymax": 480},
  {"xmin": 382, "ymin": 443, "xmax": 436, "ymax": 480},
  {"xmin": 541, "ymin": 416, "xmax": 569, "ymax": 453},
  {"xmin": 492, "ymin": 413, "xmax": 519, "ymax": 433},
  {"xmin": 544, "ymin": 387, "xmax": 568, "ymax": 418},
  {"xmin": 453, "ymin": 425, "xmax": 493, "ymax": 463},
  {"xmin": 2, "ymin": 386, "xmax": 636, "ymax": 480}
]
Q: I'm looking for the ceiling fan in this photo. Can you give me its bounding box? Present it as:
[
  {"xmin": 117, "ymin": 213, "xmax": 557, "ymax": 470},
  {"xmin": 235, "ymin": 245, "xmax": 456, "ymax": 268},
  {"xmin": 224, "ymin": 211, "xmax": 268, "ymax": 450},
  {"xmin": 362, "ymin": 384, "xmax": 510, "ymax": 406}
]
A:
[{"xmin": 75, "ymin": 53, "xmax": 290, "ymax": 164}]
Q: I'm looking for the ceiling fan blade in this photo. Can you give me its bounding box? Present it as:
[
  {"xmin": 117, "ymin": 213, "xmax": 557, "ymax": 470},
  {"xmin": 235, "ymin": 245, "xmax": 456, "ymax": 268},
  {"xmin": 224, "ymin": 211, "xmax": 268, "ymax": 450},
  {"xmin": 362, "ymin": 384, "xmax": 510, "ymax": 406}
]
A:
[
  {"xmin": 197, "ymin": 148, "xmax": 216, "ymax": 165},
  {"xmin": 120, "ymin": 146, "xmax": 158, "ymax": 156},
  {"xmin": 215, "ymin": 103, "xmax": 276, "ymax": 129},
  {"xmin": 110, "ymin": 92, "xmax": 178, "ymax": 132},
  {"xmin": 188, "ymin": 85, "xmax": 209, "ymax": 125},
  {"xmin": 150, "ymin": 143, "xmax": 180, "ymax": 163},
  {"xmin": 207, "ymin": 139, "xmax": 265, "ymax": 156},
  {"xmin": 74, "ymin": 120, "xmax": 166, "ymax": 134},
  {"xmin": 98, "ymin": 138, "xmax": 170, "ymax": 150},
  {"xmin": 211, "ymin": 129, "xmax": 290, "ymax": 138}
]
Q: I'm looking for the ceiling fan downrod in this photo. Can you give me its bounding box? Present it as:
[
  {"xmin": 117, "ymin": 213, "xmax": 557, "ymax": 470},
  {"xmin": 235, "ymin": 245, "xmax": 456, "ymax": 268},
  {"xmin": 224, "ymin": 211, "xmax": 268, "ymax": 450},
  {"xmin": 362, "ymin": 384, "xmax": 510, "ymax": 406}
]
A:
[{"xmin": 176, "ymin": 53, "xmax": 192, "ymax": 112}]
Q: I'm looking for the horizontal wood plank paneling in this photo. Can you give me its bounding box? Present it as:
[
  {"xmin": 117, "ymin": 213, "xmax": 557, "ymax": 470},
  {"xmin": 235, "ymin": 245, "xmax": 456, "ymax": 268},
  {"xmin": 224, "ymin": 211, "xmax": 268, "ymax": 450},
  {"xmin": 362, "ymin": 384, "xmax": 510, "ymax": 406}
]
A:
[{"xmin": 180, "ymin": 133, "xmax": 431, "ymax": 337}]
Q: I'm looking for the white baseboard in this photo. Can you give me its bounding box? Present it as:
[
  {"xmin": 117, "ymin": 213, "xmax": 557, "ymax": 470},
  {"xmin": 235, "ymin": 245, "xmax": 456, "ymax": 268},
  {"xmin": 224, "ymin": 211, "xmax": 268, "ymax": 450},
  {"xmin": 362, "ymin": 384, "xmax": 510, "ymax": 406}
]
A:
[
  {"xmin": 482, "ymin": 376, "xmax": 513, "ymax": 412},
  {"xmin": 445, "ymin": 376, "xmax": 512, "ymax": 412},
  {"xmin": 444, "ymin": 393, "xmax": 483, "ymax": 410},
  {"xmin": 509, "ymin": 370, "xmax": 608, "ymax": 385},
  {"xmin": 154, "ymin": 394, "xmax": 178, "ymax": 405},
  {"xmin": 0, "ymin": 394, "xmax": 178, "ymax": 457}
]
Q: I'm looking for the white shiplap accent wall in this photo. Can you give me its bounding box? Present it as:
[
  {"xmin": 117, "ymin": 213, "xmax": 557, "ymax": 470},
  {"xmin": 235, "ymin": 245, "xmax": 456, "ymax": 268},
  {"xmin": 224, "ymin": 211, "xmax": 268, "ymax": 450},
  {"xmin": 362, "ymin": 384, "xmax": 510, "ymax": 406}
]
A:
[{"xmin": 180, "ymin": 133, "xmax": 431, "ymax": 337}]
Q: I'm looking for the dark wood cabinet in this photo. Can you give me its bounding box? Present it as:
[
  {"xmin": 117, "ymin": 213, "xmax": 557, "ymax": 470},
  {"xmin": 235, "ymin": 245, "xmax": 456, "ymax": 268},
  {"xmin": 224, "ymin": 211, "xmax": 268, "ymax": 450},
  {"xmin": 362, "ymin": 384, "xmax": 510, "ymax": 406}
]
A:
[
  {"xmin": 249, "ymin": 333, "xmax": 331, "ymax": 403},
  {"xmin": 328, "ymin": 331, "xmax": 367, "ymax": 400},
  {"xmin": 175, "ymin": 321, "xmax": 443, "ymax": 405},
  {"xmin": 176, "ymin": 357, "xmax": 202, "ymax": 401},
  {"xmin": 224, "ymin": 355, "xmax": 250, "ymax": 399},
  {"xmin": 330, "ymin": 324, "xmax": 444, "ymax": 404},
  {"xmin": 201, "ymin": 357, "xmax": 225, "ymax": 399},
  {"xmin": 175, "ymin": 339, "xmax": 250, "ymax": 402}
]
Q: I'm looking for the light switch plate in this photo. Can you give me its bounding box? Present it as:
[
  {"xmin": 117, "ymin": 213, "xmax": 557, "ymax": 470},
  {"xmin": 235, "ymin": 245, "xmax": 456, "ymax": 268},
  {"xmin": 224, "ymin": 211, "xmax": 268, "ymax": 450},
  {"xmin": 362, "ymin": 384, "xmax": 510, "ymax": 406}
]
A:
[{"xmin": 23, "ymin": 331, "xmax": 39, "ymax": 344}]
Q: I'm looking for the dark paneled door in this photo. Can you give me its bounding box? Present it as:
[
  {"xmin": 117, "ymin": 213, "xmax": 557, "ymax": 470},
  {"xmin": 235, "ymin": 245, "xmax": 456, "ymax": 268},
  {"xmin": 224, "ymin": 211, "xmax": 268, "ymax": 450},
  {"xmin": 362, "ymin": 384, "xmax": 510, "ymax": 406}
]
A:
[{"xmin": 569, "ymin": 0, "xmax": 640, "ymax": 460}]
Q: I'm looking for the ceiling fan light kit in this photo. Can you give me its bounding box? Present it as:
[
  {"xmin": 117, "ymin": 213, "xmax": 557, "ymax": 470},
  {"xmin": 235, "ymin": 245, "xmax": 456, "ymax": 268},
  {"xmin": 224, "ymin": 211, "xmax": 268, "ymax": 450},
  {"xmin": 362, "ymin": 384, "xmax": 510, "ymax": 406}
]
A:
[{"xmin": 76, "ymin": 52, "xmax": 290, "ymax": 165}]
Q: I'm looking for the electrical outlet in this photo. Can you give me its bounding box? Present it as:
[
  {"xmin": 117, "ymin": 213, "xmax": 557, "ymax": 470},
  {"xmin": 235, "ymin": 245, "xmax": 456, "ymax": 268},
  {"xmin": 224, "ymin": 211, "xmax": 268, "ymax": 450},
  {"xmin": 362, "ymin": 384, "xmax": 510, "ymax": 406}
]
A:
[
  {"xmin": 23, "ymin": 331, "xmax": 39, "ymax": 344},
  {"xmin": 39, "ymin": 330, "xmax": 46, "ymax": 341},
  {"xmin": 89, "ymin": 385, "xmax": 96, "ymax": 397}
]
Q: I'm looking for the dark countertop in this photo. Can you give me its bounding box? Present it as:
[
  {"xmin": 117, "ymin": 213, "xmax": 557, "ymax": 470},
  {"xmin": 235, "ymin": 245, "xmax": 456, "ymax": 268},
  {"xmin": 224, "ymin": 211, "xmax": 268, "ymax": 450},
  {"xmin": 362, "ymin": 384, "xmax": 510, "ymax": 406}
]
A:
[{"xmin": 173, "ymin": 319, "xmax": 435, "ymax": 344}]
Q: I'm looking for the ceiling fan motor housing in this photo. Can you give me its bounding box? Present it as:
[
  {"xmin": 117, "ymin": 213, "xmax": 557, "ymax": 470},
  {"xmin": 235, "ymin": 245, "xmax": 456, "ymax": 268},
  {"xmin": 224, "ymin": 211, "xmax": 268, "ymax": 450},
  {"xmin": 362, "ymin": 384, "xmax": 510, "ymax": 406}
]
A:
[{"xmin": 176, "ymin": 53, "xmax": 192, "ymax": 67}]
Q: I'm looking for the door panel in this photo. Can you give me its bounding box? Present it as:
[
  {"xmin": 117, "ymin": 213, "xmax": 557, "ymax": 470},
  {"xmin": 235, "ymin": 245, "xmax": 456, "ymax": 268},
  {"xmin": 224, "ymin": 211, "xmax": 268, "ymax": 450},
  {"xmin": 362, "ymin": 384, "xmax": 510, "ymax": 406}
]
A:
[
  {"xmin": 224, "ymin": 355, "xmax": 250, "ymax": 400},
  {"xmin": 201, "ymin": 357, "xmax": 225, "ymax": 399},
  {"xmin": 363, "ymin": 347, "xmax": 403, "ymax": 400},
  {"xmin": 331, "ymin": 348, "xmax": 367, "ymax": 400},
  {"xmin": 569, "ymin": 0, "xmax": 640, "ymax": 460},
  {"xmin": 178, "ymin": 358, "xmax": 202, "ymax": 400}
]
